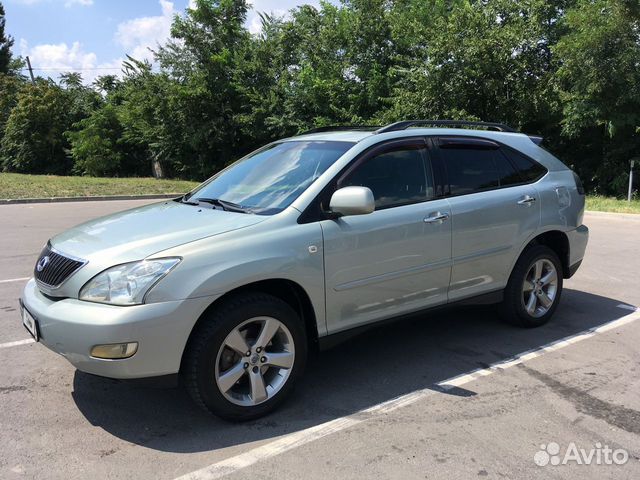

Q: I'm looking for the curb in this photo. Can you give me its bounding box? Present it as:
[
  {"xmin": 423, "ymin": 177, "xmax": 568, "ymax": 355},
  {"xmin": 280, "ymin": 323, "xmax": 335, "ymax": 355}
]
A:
[
  {"xmin": 585, "ymin": 210, "xmax": 640, "ymax": 220},
  {"xmin": 0, "ymin": 193, "xmax": 181, "ymax": 205}
]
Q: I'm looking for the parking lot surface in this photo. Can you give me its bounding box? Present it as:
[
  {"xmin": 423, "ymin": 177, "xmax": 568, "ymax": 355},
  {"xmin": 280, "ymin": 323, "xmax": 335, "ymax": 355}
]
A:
[{"xmin": 1, "ymin": 200, "xmax": 639, "ymax": 479}]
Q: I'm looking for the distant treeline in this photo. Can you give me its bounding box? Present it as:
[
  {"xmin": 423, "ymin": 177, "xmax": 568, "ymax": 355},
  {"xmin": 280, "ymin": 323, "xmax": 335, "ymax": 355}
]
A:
[{"xmin": 0, "ymin": 0, "xmax": 639, "ymax": 195}]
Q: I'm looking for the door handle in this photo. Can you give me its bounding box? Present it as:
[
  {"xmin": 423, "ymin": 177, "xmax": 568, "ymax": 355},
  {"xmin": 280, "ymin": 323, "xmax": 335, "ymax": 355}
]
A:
[
  {"xmin": 424, "ymin": 212, "xmax": 450, "ymax": 224},
  {"xmin": 517, "ymin": 195, "xmax": 536, "ymax": 206}
]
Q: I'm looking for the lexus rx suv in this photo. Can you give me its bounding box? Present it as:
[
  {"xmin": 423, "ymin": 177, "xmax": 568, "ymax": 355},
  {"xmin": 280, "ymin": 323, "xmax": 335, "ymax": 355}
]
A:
[{"xmin": 20, "ymin": 120, "xmax": 589, "ymax": 420}]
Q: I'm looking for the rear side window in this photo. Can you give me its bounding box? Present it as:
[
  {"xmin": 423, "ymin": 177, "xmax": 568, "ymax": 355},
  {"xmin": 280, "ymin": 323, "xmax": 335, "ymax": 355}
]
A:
[
  {"xmin": 503, "ymin": 148, "xmax": 547, "ymax": 183},
  {"xmin": 341, "ymin": 146, "xmax": 433, "ymax": 209},
  {"xmin": 441, "ymin": 145, "xmax": 519, "ymax": 195}
]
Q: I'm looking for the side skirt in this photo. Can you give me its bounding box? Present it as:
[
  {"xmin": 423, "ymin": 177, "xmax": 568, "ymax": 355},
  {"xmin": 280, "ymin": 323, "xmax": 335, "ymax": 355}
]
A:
[{"xmin": 318, "ymin": 289, "xmax": 504, "ymax": 351}]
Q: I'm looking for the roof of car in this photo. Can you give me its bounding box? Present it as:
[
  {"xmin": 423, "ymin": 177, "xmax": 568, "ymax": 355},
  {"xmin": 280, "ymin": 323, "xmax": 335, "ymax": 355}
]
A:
[
  {"xmin": 284, "ymin": 127, "xmax": 527, "ymax": 144},
  {"xmin": 281, "ymin": 124, "xmax": 569, "ymax": 172}
]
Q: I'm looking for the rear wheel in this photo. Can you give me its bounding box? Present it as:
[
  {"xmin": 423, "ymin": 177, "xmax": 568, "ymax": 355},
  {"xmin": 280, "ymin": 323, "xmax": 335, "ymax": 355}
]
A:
[
  {"xmin": 500, "ymin": 245, "xmax": 563, "ymax": 327},
  {"xmin": 183, "ymin": 293, "xmax": 307, "ymax": 421}
]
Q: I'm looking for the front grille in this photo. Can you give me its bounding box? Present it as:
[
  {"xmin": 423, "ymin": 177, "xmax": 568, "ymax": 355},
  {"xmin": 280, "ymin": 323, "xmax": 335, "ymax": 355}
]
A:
[{"xmin": 34, "ymin": 243, "xmax": 86, "ymax": 288}]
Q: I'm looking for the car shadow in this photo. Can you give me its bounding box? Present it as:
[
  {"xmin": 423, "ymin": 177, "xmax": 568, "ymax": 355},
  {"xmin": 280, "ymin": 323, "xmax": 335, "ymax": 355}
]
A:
[{"xmin": 71, "ymin": 288, "xmax": 635, "ymax": 453}]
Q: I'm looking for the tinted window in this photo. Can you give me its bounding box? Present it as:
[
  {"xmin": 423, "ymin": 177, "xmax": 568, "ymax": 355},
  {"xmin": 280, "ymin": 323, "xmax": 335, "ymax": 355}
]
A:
[
  {"xmin": 442, "ymin": 146, "xmax": 522, "ymax": 195},
  {"xmin": 504, "ymin": 148, "xmax": 547, "ymax": 182},
  {"xmin": 495, "ymin": 151, "xmax": 523, "ymax": 187},
  {"xmin": 342, "ymin": 147, "xmax": 432, "ymax": 209},
  {"xmin": 187, "ymin": 141, "xmax": 353, "ymax": 215}
]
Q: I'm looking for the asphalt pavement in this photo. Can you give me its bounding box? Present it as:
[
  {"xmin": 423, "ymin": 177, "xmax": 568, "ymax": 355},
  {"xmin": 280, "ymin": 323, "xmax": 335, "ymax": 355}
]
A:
[{"xmin": 1, "ymin": 200, "xmax": 639, "ymax": 479}]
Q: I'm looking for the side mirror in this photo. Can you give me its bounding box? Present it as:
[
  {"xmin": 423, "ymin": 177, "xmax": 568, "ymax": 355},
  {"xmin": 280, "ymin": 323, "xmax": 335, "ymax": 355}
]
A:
[{"xmin": 329, "ymin": 186, "xmax": 375, "ymax": 217}]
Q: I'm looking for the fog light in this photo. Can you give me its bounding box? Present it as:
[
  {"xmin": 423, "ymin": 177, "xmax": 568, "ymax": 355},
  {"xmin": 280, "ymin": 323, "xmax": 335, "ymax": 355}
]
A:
[{"xmin": 90, "ymin": 342, "xmax": 138, "ymax": 359}]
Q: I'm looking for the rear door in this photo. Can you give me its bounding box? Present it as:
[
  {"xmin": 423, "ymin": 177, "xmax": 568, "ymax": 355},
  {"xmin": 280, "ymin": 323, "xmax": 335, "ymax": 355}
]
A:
[
  {"xmin": 436, "ymin": 136, "xmax": 541, "ymax": 301},
  {"xmin": 321, "ymin": 138, "xmax": 452, "ymax": 333}
]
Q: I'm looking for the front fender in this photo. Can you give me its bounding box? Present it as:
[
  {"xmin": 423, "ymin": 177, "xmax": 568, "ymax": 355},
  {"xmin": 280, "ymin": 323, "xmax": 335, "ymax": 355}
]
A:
[{"xmin": 145, "ymin": 214, "xmax": 327, "ymax": 335}]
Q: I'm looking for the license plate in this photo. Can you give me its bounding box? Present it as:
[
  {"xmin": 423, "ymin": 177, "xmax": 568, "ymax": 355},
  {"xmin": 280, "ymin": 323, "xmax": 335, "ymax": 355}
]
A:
[{"xmin": 20, "ymin": 302, "xmax": 39, "ymax": 341}]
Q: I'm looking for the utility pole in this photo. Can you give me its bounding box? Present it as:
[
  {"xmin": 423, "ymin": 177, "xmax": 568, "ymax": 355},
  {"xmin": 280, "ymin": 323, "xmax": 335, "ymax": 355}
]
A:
[
  {"xmin": 629, "ymin": 159, "xmax": 635, "ymax": 202},
  {"xmin": 25, "ymin": 56, "xmax": 35, "ymax": 83}
]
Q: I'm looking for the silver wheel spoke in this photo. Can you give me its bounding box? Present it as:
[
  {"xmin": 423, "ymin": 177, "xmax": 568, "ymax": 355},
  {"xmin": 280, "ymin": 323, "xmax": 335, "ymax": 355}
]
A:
[
  {"xmin": 249, "ymin": 370, "xmax": 268, "ymax": 403},
  {"xmin": 265, "ymin": 351, "xmax": 294, "ymax": 369},
  {"xmin": 538, "ymin": 291, "xmax": 553, "ymax": 308},
  {"xmin": 225, "ymin": 328, "xmax": 250, "ymax": 356},
  {"xmin": 523, "ymin": 279, "xmax": 535, "ymax": 292},
  {"xmin": 255, "ymin": 318, "xmax": 280, "ymax": 349},
  {"xmin": 526, "ymin": 292, "xmax": 537, "ymax": 314},
  {"xmin": 540, "ymin": 270, "xmax": 557, "ymax": 286},
  {"xmin": 217, "ymin": 362, "xmax": 246, "ymax": 393},
  {"xmin": 533, "ymin": 260, "xmax": 543, "ymax": 281}
]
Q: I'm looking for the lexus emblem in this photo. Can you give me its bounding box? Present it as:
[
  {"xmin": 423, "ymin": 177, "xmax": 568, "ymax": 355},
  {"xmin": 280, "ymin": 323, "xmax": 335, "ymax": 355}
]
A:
[{"xmin": 36, "ymin": 255, "xmax": 50, "ymax": 272}]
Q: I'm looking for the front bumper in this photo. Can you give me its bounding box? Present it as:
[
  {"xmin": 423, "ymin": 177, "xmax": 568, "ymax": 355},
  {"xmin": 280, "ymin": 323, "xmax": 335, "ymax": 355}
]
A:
[{"xmin": 20, "ymin": 279, "xmax": 218, "ymax": 379}]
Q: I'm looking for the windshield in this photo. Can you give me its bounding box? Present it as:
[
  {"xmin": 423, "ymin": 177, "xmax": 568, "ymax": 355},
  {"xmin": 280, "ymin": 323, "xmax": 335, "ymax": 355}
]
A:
[{"xmin": 185, "ymin": 140, "xmax": 354, "ymax": 215}]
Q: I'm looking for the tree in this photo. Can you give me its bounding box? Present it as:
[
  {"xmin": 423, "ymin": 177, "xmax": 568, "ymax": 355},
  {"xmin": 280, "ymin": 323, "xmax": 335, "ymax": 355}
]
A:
[
  {"xmin": 0, "ymin": 1, "xmax": 13, "ymax": 74},
  {"xmin": 554, "ymin": 0, "xmax": 640, "ymax": 193},
  {"xmin": 67, "ymin": 103, "xmax": 136, "ymax": 176},
  {"xmin": 0, "ymin": 73, "xmax": 24, "ymax": 139},
  {"xmin": 1, "ymin": 80, "xmax": 74, "ymax": 173},
  {"xmin": 151, "ymin": 0, "xmax": 252, "ymax": 178}
]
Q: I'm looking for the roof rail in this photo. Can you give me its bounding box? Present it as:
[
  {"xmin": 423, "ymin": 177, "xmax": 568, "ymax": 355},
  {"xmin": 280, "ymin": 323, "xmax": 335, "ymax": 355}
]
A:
[
  {"xmin": 301, "ymin": 125, "xmax": 381, "ymax": 135},
  {"xmin": 375, "ymin": 120, "xmax": 517, "ymax": 134}
]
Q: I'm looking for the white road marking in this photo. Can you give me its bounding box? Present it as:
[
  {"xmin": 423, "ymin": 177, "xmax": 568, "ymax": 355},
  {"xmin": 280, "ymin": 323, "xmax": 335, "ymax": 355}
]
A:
[
  {"xmin": 0, "ymin": 338, "xmax": 35, "ymax": 349},
  {"xmin": 175, "ymin": 307, "xmax": 640, "ymax": 480},
  {"xmin": 0, "ymin": 277, "xmax": 30, "ymax": 284}
]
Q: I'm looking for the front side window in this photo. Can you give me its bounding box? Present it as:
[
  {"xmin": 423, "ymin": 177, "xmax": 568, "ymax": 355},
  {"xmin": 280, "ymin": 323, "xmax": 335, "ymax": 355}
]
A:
[
  {"xmin": 341, "ymin": 146, "xmax": 433, "ymax": 209},
  {"xmin": 186, "ymin": 141, "xmax": 354, "ymax": 215}
]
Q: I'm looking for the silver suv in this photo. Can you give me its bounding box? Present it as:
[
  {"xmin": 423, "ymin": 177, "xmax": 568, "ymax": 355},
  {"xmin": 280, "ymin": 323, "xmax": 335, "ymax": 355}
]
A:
[{"xmin": 20, "ymin": 120, "xmax": 588, "ymax": 420}]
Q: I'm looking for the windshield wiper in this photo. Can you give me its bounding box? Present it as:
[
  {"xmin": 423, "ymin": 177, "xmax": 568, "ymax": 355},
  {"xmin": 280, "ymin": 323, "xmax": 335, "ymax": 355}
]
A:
[{"xmin": 193, "ymin": 197, "xmax": 252, "ymax": 214}]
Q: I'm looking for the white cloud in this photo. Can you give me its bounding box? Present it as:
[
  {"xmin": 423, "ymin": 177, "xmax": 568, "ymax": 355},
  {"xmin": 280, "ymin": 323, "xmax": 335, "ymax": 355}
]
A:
[
  {"xmin": 114, "ymin": 0, "xmax": 175, "ymax": 63},
  {"xmin": 19, "ymin": 38, "xmax": 122, "ymax": 83},
  {"xmin": 20, "ymin": 39, "xmax": 97, "ymax": 72},
  {"xmin": 64, "ymin": 0, "xmax": 93, "ymax": 7}
]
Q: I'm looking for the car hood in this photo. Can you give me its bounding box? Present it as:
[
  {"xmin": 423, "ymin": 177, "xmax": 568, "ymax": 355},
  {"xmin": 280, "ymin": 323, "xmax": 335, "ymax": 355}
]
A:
[{"xmin": 50, "ymin": 200, "xmax": 267, "ymax": 263}]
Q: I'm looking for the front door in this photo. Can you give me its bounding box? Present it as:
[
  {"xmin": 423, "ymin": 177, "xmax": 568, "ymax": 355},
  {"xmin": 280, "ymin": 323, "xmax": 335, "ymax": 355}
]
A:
[{"xmin": 321, "ymin": 138, "xmax": 452, "ymax": 334}]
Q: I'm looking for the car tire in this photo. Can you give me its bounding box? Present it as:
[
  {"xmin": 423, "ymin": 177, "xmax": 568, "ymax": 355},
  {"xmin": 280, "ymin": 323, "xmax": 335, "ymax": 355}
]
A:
[
  {"xmin": 183, "ymin": 292, "xmax": 307, "ymax": 421},
  {"xmin": 500, "ymin": 245, "xmax": 563, "ymax": 328}
]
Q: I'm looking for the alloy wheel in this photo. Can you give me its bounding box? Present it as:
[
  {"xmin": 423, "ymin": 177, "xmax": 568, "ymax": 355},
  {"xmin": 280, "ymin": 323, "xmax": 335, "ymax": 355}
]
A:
[
  {"xmin": 214, "ymin": 316, "xmax": 295, "ymax": 406},
  {"xmin": 522, "ymin": 259, "xmax": 558, "ymax": 318}
]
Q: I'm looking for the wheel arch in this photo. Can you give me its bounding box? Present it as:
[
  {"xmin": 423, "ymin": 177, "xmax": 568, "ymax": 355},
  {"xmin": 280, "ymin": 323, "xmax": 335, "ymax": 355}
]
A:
[
  {"xmin": 180, "ymin": 278, "xmax": 319, "ymax": 375},
  {"xmin": 518, "ymin": 230, "xmax": 570, "ymax": 278}
]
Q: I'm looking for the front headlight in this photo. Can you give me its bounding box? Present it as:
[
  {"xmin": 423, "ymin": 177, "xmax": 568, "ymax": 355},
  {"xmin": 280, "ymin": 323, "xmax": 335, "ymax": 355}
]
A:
[{"xmin": 79, "ymin": 258, "xmax": 181, "ymax": 305}]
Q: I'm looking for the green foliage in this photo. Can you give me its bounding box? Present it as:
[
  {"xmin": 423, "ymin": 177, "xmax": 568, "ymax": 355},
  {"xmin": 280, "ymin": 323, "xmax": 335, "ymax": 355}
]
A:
[
  {"xmin": 553, "ymin": 0, "xmax": 640, "ymax": 192},
  {"xmin": 0, "ymin": 73, "xmax": 24, "ymax": 135},
  {"xmin": 66, "ymin": 104, "xmax": 124, "ymax": 176},
  {"xmin": 0, "ymin": 1, "xmax": 13, "ymax": 74},
  {"xmin": 1, "ymin": 80, "xmax": 73, "ymax": 173},
  {"xmin": 0, "ymin": 0, "xmax": 638, "ymax": 195}
]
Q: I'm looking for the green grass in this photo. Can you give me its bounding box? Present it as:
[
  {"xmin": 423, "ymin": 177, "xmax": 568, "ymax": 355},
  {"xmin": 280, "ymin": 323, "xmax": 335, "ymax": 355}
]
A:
[
  {"xmin": 0, "ymin": 173, "xmax": 200, "ymax": 200},
  {"xmin": 586, "ymin": 195, "xmax": 640, "ymax": 214}
]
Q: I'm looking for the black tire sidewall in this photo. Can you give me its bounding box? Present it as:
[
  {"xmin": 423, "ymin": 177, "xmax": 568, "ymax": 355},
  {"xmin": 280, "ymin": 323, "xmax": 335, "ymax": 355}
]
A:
[{"xmin": 188, "ymin": 294, "xmax": 307, "ymax": 421}]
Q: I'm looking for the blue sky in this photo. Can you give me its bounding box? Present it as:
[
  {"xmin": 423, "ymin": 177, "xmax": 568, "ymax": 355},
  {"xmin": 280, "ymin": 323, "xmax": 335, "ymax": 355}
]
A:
[{"xmin": 3, "ymin": 0, "xmax": 324, "ymax": 82}]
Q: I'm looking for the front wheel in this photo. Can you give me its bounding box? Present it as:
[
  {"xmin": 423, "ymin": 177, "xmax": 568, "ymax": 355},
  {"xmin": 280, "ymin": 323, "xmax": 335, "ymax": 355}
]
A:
[
  {"xmin": 500, "ymin": 245, "xmax": 563, "ymax": 327},
  {"xmin": 183, "ymin": 293, "xmax": 307, "ymax": 421}
]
